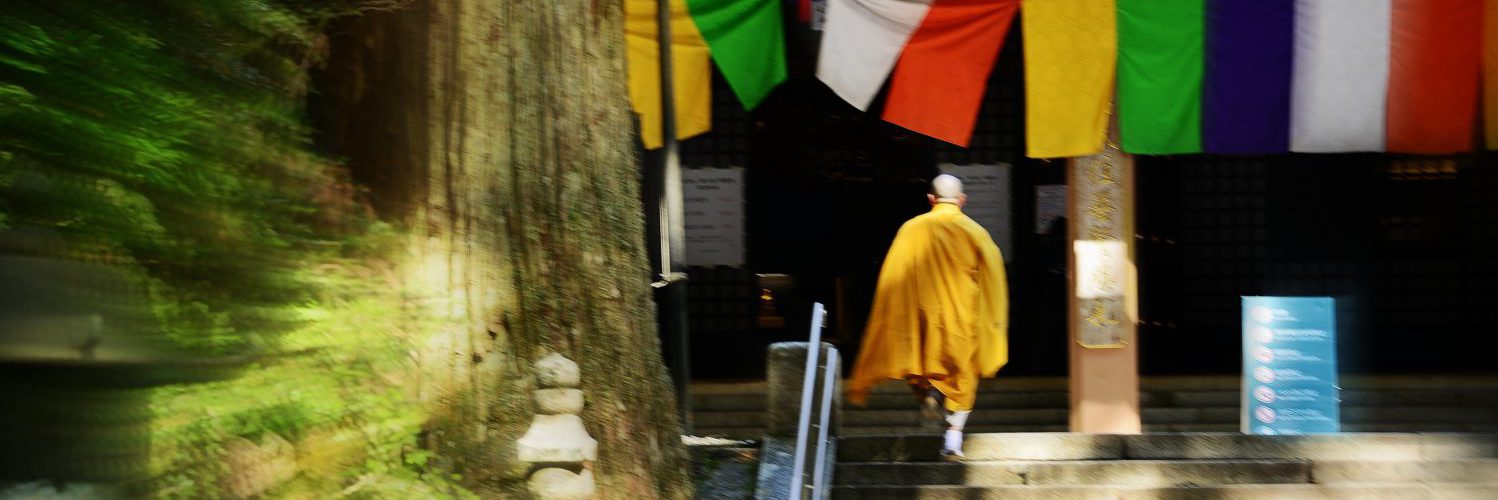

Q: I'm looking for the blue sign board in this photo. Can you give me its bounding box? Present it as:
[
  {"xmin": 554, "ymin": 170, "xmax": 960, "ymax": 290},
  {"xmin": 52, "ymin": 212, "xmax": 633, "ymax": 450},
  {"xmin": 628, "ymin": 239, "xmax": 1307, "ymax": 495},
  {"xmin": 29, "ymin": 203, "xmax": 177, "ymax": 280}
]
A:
[{"xmin": 1242, "ymin": 297, "xmax": 1339, "ymax": 435}]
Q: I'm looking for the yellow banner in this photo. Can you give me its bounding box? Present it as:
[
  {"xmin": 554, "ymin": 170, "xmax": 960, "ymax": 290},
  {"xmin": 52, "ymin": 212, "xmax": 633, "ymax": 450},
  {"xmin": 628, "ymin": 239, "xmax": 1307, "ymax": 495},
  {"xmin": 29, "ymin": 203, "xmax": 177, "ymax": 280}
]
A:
[
  {"xmin": 1022, "ymin": 0, "xmax": 1117, "ymax": 158},
  {"xmin": 626, "ymin": 0, "xmax": 712, "ymax": 149}
]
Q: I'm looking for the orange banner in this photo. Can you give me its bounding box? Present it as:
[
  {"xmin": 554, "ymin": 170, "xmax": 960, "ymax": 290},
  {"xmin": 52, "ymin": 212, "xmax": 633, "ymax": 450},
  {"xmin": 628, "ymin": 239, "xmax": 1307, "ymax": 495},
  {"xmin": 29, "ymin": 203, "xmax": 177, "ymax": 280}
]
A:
[
  {"xmin": 1387, "ymin": 0, "xmax": 1483, "ymax": 153},
  {"xmin": 1486, "ymin": 0, "xmax": 1498, "ymax": 149},
  {"xmin": 882, "ymin": 0, "xmax": 1020, "ymax": 147}
]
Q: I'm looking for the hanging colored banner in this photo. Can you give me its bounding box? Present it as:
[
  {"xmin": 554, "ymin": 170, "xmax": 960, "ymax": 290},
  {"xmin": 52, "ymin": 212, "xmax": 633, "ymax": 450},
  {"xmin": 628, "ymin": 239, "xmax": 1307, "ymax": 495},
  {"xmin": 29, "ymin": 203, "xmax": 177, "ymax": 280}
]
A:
[
  {"xmin": 816, "ymin": 0, "xmax": 933, "ymax": 111},
  {"xmin": 1117, "ymin": 0, "xmax": 1204, "ymax": 155},
  {"xmin": 687, "ymin": 0, "xmax": 789, "ymax": 110},
  {"xmin": 1289, "ymin": 0, "xmax": 1392, "ymax": 153},
  {"xmin": 1203, "ymin": 0, "xmax": 1293, "ymax": 154},
  {"xmin": 883, "ymin": 0, "xmax": 1019, "ymax": 147},
  {"xmin": 1242, "ymin": 297, "xmax": 1340, "ymax": 435},
  {"xmin": 1023, "ymin": 0, "xmax": 1117, "ymax": 158},
  {"xmin": 1386, "ymin": 0, "xmax": 1482, "ymax": 154},
  {"xmin": 626, "ymin": 0, "xmax": 713, "ymax": 149},
  {"xmin": 1486, "ymin": 0, "xmax": 1498, "ymax": 150}
]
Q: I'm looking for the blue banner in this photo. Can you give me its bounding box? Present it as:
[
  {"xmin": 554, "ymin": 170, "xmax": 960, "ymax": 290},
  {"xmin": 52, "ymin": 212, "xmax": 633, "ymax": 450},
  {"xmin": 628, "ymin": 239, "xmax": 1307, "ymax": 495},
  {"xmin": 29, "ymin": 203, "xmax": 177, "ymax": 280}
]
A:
[{"xmin": 1242, "ymin": 297, "xmax": 1339, "ymax": 435}]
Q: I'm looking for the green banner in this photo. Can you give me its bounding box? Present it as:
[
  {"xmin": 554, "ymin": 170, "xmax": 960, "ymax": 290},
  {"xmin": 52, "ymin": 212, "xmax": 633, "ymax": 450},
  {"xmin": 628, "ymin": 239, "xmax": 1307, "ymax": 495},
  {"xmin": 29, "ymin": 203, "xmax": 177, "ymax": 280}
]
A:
[
  {"xmin": 687, "ymin": 0, "xmax": 787, "ymax": 110},
  {"xmin": 1117, "ymin": 0, "xmax": 1205, "ymax": 154}
]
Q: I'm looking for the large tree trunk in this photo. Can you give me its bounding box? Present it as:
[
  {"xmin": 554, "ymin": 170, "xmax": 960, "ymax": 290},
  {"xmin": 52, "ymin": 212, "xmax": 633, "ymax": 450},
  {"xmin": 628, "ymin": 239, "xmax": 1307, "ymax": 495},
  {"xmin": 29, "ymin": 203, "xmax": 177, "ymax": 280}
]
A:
[{"xmin": 312, "ymin": 1, "xmax": 691, "ymax": 497}]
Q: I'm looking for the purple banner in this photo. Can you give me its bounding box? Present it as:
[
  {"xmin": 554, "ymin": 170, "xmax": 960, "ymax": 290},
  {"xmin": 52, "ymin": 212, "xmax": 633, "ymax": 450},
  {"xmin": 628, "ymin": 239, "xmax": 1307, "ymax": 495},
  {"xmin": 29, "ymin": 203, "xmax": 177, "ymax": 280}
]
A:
[{"xmin": 1204, "ymin": 0, "xmax": 1294, "ymax": 154}]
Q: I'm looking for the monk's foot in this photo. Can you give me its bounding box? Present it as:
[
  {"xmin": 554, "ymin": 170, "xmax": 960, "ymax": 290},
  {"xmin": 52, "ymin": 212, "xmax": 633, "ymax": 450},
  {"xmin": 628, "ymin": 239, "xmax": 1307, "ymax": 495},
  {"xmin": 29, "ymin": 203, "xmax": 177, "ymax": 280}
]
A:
[
  {"xmin": 918, "ymin": 390, "xmax": 945, "ymax": 425},
  {"xmin": 940, "ymin": 429, "xmax": 965, "ymax": 460}
]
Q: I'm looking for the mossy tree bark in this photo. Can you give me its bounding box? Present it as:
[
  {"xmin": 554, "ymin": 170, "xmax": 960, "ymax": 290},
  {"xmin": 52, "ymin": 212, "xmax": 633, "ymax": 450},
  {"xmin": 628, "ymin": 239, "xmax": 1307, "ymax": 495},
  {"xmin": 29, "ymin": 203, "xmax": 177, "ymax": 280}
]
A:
[{"xmin": 313, "ymin": 1, "xmax": 691, "ymax": 497}]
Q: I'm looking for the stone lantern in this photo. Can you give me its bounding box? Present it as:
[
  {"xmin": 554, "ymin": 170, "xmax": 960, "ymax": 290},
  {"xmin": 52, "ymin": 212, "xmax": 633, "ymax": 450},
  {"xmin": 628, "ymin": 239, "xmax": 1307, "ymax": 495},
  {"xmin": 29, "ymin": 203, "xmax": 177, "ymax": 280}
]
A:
[{"xmin": 516, "ymin": 353, "xmax": 596, "ymax": 499}]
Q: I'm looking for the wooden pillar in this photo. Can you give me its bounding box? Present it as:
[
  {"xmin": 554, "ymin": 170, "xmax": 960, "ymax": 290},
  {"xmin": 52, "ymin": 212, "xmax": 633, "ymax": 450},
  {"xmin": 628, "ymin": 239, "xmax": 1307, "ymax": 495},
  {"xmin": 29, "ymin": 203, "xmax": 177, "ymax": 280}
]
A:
[{"xmin": 1066, "ymin": 138, "xmax": 1141, "ymax": 434}]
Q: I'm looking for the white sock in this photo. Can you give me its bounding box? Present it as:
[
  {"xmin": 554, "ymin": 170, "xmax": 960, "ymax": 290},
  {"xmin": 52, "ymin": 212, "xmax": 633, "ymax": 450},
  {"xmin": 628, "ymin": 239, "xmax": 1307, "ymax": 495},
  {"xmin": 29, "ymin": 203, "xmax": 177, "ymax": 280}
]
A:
[
  {"xmin": 946, "ymin": 410, "xmax": 971, "ymax": 431},
  {"xmin": 943, "ymin": 429, "xmax": 964, "ymax": 454}
]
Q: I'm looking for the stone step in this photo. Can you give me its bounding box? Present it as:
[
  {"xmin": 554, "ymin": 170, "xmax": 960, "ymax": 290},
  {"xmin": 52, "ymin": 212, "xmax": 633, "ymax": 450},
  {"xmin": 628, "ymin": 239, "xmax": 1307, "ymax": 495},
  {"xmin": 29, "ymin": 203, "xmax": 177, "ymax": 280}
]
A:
[
  {"xmin": 840, "ymin": 425, "xmax": 1072, "ymax": 436},
  {"xmin": 693, "ymin": 407, "xmax": 1498, "ymax": 431},
  {"xmin": 840, "ymin": 434, "xmax": 1126, "ymax": 463},
  {"xmin": 690, "ymin": 377, "xmax": 1498, "ymax": 401},
  {"xmin": 838, "ymin": 433, "xmax": 1498, "ymax": 463},
  {"xmin": 830, "ymin": 483, "xmax": 1498, "ymax": 500},
  {"xmin": 836, "ymin": 460, "xmax": 1312, "ymax": 487},
  {"xmin": 1124, "ymin": 433, "xmax": 1497, "ymax": 461},
  {"xmin": 1312, "ymin": 459, "xmax": 1498, "ymax": 484}
]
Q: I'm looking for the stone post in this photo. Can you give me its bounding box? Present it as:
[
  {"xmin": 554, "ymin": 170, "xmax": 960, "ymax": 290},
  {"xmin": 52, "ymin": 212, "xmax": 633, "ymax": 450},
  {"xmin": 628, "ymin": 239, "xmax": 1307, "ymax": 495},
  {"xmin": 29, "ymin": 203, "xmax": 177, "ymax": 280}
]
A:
[
  {"xmin": 517, "ymin": 353, "xmax": 596, "ymax": 499},
  {"xmin": 756, "ymin": 341, "xmax": 840, "ymax": 500}
]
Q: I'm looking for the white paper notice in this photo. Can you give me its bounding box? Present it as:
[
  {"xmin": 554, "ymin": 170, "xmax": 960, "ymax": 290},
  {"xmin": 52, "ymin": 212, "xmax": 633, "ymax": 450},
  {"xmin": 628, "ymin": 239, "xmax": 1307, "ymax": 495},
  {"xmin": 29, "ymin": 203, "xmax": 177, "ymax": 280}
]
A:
[
  {"xmin": 940, "ymin": 163, "xmax": 1012, "ymax": 262},
  {"xmin": 1074, "ymin": 240, "xmax": 1127, "ymax": 299},
  {"xmin": 683, "ymin": 167, "xmax": 745, "ymax": 267},
  {"xmin": 1035, "ymin": 184, "xmax": 1067, "ymax": 235}
]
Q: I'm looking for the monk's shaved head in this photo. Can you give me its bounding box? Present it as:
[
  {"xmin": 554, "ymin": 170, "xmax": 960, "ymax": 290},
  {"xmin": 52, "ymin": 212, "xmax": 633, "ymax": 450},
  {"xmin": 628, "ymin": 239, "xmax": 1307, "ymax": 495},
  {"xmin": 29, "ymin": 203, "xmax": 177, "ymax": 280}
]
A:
[{"xmin": 932, "ymin": 174, "xmax": 964, "ymax": 202}]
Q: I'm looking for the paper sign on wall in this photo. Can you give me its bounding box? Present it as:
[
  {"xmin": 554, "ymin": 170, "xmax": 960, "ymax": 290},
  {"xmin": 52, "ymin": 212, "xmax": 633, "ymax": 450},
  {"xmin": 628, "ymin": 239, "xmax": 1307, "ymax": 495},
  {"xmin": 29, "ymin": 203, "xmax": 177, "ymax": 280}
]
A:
[
  {"xmin": 939, "ymin": 163, "xmax": 1012, "ymax": 262},
  {"xmin": 684, "ymin": 167, "xmax": 745, "ymax": 267}
]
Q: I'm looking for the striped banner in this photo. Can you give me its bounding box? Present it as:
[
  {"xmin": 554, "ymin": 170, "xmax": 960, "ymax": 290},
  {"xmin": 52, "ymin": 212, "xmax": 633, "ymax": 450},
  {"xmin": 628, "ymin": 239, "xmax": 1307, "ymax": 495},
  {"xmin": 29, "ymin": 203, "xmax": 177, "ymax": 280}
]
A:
[
  {"xmin": 1023, "ymin": 0, "xmax": 1117, "ymax": 158},
  {"xmin": 816, "ymin": 0, "xmax": 933, "ymax": 111},
  {"xmin": 882, "ymin": 0, "xmax": 1020, "ymax": 146},
  {"xmin": 1386, "ymin": 0, "xmax": 1482, "ymax": 154},
  {"xmin": 1289, "ymin": 0, "xmax": 1392, "ymax": 153},
  {"xmin": 1203, "ymin": 0, "xmax": 1294, "ymax": 154},
  {"xmin": 1484, "ymin": 0, "xmax": 1498, "ymax": 150},
  {"xmin": 1117, "ymin": 0, "xmax": 1205, "ymax": 154}
]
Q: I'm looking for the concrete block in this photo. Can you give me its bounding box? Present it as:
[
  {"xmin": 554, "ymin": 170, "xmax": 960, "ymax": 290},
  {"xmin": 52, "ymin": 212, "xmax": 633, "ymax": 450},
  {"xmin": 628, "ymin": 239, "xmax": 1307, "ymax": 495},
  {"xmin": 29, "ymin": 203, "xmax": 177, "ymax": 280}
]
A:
[
  {"xmin": 831, "ymin": 484, "xmax": 1433, "ymax": 500},
  {"xmin": 1124, "ymin": 433, "xmax": 1426, "ymax": 461},
  {"xmin": 835, "ymin": 462, "xmax": 1027, "ymax": 487},
  {"xmin": 838, "ymin": 424, "xmax": 1071, "ymax": 436},
  {"xmin": 1019, "ymin": 460, "xmax": 1310, "ymax": 487},
  {"xmin": 838, "ymin": 433, "xmax": 1124, "ymax": 463},
  {"xmin": 1421, "ymin": 434, "xmax": 1498, "ymax": 460},
  {"xmin": 765, "ymin": 342, "xmax": 839, "ymax": 439},
  {"xmin": 836, "ymin": 460, "xmax": 1309, "ymax": 487},
  {"xmin": 1430, "ymin": 483, "xmax": 1498, "ymax": 500},
  {"xmin": 1312, "ymin": 459, "xmax": 1498, "ymax": 484}
]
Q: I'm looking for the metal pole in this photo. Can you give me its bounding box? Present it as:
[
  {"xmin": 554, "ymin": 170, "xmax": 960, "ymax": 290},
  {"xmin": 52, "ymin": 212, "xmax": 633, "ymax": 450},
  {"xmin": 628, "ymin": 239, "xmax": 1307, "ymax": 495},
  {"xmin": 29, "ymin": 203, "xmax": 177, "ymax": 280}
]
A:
[
  {"xmin": 810, "ymin": 348, "xmax": 839, "ymax": 500},
  {"xmin": 656, "ymin": 0, "xmax": 692, "ymax": 434},
  {"xmin": 789, "ymin": 303, "xmax": 827, "ymax": 500}
]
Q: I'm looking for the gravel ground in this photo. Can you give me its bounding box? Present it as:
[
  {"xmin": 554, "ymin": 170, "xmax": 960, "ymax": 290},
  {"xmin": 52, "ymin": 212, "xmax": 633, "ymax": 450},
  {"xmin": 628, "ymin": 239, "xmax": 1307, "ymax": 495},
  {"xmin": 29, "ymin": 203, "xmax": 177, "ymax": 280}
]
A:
[{"xmin": 687, "ymin": 440, "xmax": 761, "ymax": 500}]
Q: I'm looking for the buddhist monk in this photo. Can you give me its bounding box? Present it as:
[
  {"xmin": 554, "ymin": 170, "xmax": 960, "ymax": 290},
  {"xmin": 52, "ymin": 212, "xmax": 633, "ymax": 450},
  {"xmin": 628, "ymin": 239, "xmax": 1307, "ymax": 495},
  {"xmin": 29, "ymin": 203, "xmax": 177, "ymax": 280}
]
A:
[{"xmin": 849, "ymin": 174, "xmax": 1009, "ymax": 457}]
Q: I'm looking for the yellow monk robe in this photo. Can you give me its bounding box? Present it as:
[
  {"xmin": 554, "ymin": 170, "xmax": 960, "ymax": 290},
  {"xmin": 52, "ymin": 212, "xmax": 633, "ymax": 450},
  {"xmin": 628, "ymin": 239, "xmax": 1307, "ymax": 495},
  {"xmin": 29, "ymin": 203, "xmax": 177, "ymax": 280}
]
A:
[{"xmin": 849, "ymin": 203, "xmax": 1009, "ymax": 412}]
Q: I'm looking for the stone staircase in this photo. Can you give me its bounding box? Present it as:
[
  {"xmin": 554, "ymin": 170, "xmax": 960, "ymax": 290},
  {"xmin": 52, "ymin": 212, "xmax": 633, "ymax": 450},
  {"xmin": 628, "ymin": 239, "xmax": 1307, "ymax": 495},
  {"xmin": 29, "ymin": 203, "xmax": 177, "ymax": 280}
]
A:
[
  {"xmin": 832, "ymin": 432, "xmax": 1498, "ymax": 499},
  {"xmin": 690, "ymin": 376, "xmax": 1498, "ymax": 440}
]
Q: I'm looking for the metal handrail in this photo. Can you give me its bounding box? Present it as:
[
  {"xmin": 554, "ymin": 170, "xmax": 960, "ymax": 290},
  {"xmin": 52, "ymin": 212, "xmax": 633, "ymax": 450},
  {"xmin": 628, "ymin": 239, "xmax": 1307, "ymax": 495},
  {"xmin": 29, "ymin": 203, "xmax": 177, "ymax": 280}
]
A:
[{"xmin": 789, "ymin": 303, "xmax": 836, "ymax": 500}]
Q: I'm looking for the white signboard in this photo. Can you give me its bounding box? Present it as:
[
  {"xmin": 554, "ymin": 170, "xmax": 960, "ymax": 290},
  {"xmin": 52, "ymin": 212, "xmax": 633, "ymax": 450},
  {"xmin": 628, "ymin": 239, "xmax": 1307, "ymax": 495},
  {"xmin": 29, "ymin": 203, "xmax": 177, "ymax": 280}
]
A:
[
  {"xmin": 683, "ymin": 167, "xmax": 745, "ymax": 267},
  {"xmin": 1035, "ymin": 184, "xmax": 1067, "ymax": 235},
  {"xmin": 940, "ymin": 163, "xmax": 1012, "ymax": 262}
]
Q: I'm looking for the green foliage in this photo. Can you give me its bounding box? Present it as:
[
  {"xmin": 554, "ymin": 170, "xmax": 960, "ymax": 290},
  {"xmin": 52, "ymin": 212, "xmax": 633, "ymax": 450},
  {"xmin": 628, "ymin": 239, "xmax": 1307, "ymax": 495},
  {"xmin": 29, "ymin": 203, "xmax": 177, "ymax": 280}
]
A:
[
  {"xmin": 0, "ymin": 0, "xmax": 343, "ymax": 354},
  {"xmin": 2, "ymin": 1, "xmax": 471, "ymax": 497}
]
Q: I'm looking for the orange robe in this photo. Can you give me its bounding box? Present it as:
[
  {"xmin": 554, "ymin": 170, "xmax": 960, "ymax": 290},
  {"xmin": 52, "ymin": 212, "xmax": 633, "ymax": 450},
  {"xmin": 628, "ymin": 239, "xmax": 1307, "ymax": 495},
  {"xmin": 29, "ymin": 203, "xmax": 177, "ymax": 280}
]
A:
[{"xmin": 849, "ymin": 203, "xmax": 1009, "ymax": 411}]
